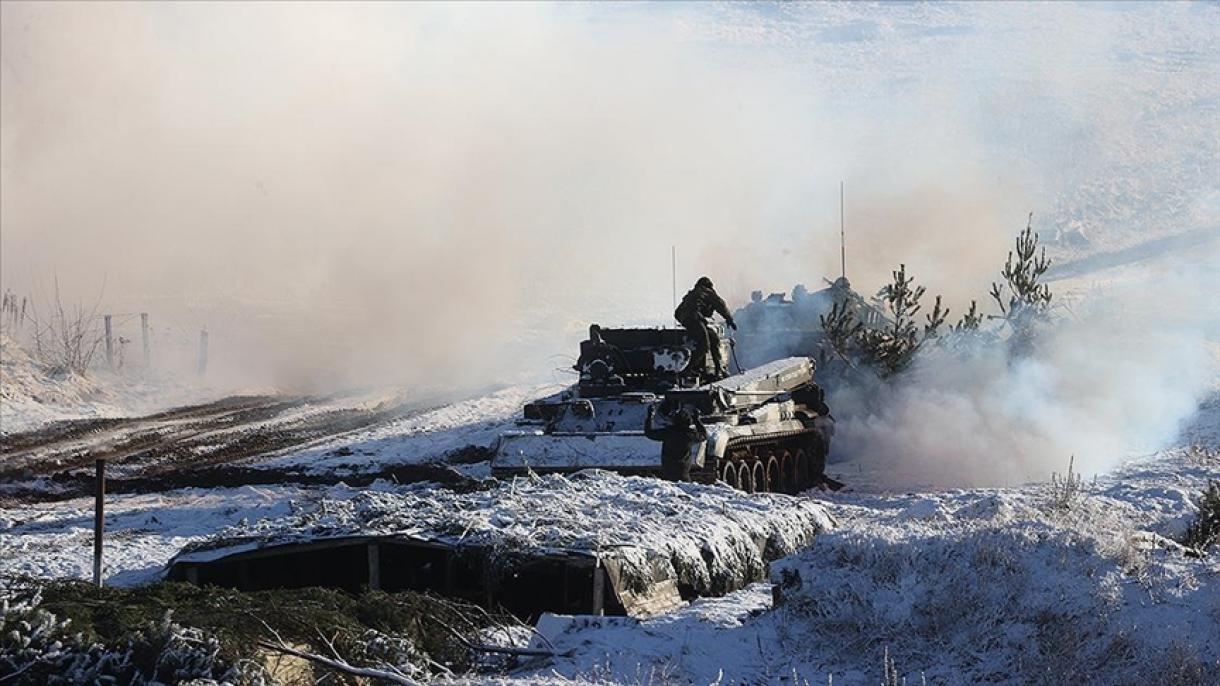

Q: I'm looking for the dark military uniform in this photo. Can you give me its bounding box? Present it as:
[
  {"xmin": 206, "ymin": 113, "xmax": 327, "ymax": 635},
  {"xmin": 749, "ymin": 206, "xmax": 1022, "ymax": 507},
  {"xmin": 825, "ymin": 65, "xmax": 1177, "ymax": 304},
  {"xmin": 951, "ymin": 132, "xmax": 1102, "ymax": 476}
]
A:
[
  {"xmin": 644, "ymin": 402, "xmax": 707, "ymax": 481},
  {"xmin": 674, "ymin": 277, "xmax": 736, "ymax": 377}
]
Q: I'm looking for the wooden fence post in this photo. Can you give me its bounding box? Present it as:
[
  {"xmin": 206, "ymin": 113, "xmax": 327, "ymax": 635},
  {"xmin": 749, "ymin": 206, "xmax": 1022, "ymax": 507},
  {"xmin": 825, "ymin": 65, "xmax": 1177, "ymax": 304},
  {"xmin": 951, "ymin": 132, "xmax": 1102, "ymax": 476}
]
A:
[
  {"xmin": 367, "ymin": 543, "xmax": 381, "ymax": 591},
  {"xmin": 93, "ymin": 459, "xmax": 106, "ymax": 586},
  {"xmin": 197, "ymin": 328, "xmax": 209, "ymax": 375},
  {"xmin": 140, "ymin": 313, "xmax": 150, "ymax": 367},
  {"xmin": 103, "ymin": 315, "xmax": 113, "ymax": 368}
]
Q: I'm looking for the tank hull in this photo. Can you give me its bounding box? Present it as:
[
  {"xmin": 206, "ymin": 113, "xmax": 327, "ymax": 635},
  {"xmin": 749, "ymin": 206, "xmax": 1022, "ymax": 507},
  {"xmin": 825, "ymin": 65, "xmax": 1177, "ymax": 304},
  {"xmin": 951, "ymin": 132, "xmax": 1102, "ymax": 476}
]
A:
[{"xmin": 491, "ymin": 352, "xmax": 835, "ymax": 493}]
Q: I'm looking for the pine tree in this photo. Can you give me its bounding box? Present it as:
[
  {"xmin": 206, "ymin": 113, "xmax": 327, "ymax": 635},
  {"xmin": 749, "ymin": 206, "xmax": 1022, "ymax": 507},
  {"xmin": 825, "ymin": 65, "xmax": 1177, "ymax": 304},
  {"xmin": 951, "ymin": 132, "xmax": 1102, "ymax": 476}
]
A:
[
  {"xmin": 818, "ymin": 299, "xmax": 864, "ymax": 367},
  {"xmin": 989, "ymin": 214, "xmax": 1053, "ymax": 354},
  {"xmin": 856, "ymin": 264, "xmax": 945, "ymax": 376},
  {"xmin": 953, "ymin": 300, "xmax": 982, "ymax": 333}
]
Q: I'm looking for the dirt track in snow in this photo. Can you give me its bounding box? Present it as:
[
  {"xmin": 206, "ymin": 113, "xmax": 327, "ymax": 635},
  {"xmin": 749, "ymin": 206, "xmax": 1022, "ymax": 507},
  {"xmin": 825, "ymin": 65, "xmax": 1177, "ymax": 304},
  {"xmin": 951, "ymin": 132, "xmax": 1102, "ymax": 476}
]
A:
[{"xmin": 0, "ymin": 392, "xmax": 468, "ymax": 504}]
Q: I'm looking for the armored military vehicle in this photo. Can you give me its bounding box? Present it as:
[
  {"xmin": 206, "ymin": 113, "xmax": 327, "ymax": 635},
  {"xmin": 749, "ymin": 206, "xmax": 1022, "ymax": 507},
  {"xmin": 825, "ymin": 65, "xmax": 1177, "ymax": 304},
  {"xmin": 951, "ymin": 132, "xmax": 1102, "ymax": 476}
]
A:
[
  {"xmin": 733, "ymin": 276, "xmax": 890, "ymax": 371},
  {"xmin": 490, "ymin": 324, "xmax": 837, "ymax": 493}
]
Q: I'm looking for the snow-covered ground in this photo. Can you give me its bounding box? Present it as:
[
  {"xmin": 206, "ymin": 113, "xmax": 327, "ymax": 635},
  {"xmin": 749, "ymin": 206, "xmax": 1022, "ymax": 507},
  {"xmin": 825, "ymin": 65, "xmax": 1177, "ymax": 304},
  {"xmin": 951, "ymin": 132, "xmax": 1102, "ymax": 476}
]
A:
[
  {"xmin": 0, "ymin": 471, "xmax": 832, "ymax": 601},
  {"xmin": 3, "ymin": 243, "xmax": 1217, "ymax": 682},
  {"xmin": 493, "ymin": 448, "xmax": 1220, "ymax": 684},
  {"xmin": 3, "ymin": 441, "xmax": 1216, "ymax": 683},
  {"xmin": 251, "ymin": 383, "xmax": 564, "ymax": 475},
  {"xmin": 0, "ymin": 483, "xmax": 301, "ymax": 586}
]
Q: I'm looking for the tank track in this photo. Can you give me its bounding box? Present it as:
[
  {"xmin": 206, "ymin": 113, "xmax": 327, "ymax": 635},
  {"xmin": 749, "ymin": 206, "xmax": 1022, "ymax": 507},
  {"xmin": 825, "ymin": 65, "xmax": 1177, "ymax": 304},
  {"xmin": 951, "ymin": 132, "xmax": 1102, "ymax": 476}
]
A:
[{"xmin": 692, "ymin": 427, "xmax": 827, "ymax": 494}]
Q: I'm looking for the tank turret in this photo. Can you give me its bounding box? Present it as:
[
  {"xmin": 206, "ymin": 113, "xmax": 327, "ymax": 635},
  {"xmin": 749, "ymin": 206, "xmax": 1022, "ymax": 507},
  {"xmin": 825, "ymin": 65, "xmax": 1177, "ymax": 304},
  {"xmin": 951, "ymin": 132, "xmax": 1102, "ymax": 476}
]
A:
[{"xmin": 732, "ymin": 278, "xmax": 891, "ymax": 371}]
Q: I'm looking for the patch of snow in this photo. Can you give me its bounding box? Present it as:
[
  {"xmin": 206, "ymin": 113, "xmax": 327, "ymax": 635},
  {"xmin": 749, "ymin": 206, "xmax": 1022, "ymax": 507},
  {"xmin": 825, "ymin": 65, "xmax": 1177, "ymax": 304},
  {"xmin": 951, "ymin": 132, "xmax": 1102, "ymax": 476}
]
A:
[
  {"xmin": 256, "ymin": 383, "xmax": 564, "ymax": 473},
  {"xmin": 0, "ymin": 485, "xmax": 306, "ymax": 586}
]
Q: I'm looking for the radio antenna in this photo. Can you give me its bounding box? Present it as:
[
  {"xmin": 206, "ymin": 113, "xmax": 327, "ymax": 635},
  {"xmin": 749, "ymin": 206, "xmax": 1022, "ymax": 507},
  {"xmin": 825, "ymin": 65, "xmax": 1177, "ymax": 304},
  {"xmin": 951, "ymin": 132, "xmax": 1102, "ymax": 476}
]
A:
[
  {"xmin": 671, "ymin": 245, "xmax": 677, "ymax": 311},
  {"xmin": 839, "ymin": 181, "xmax": 846, "ymax": 280}
]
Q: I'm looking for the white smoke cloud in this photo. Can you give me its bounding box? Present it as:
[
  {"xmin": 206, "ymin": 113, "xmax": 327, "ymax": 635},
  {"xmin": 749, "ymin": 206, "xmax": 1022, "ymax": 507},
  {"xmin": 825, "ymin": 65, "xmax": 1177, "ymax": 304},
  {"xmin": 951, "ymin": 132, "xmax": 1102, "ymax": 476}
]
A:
[
  {"xmin": 2, "ymin": 2, "xmax": 1217, "ymax": 484},
  {"xmin": 829, "ymin": 247, "xmax": 1220, "ymax": 488},
  {"xmin": 0, "ymin": 2, "xmax": 841, "ymax": 389}
]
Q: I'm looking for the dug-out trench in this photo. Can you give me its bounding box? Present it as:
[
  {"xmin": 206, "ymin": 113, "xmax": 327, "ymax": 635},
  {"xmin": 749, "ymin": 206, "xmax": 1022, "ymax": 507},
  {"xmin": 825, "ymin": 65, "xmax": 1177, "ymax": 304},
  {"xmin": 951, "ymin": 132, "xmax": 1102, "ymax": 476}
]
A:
[{"xmin": 167, "ymin": 535, "xmax": 681, "ymax": 621}]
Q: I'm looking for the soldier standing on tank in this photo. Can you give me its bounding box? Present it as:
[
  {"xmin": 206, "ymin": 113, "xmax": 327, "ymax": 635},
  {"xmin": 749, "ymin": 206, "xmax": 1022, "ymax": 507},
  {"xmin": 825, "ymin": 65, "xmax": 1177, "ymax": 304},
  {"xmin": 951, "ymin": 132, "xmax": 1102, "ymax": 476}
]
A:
[{"xmin": 675, "ymin": 276, "xmax": 737, "ymax": 378}]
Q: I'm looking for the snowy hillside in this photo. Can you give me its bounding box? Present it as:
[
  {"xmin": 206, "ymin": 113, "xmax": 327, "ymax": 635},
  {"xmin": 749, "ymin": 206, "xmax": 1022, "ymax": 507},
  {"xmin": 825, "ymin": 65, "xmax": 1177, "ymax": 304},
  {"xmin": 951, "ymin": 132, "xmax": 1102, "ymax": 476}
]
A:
[
  {"xmin": 0, "ymin": 334, "xmax": 240, "ymax": 436},
  {"xmin": 0, "ymin": 335, "xmax": 114, "ymax": 433}
]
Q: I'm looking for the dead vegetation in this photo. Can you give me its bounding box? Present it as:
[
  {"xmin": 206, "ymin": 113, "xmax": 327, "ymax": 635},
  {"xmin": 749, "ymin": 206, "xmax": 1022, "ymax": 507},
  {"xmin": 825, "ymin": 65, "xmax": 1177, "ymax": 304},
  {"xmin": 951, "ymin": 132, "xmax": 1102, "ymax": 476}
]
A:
[
  {"xmin": 0, "ymin": 578, "xmax": 527, "ymax": 685},
  {"xmin": 1045, "ymin": 455, "xmax": 1085, "ymax": 512},
  {"xmin": 2, "ymin": 280, "xmax": 106, "ymax": 376}
]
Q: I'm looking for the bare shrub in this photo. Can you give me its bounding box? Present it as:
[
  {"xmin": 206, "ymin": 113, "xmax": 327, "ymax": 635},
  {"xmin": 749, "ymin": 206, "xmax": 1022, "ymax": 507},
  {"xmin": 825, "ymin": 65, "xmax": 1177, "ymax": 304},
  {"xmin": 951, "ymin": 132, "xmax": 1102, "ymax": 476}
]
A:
[
  {"xmin": 1182, "ymin": 445, "xmax": 1219, "ymax": 465},
  {"xmin": 1118, "ymin": 640, "xmax": 1213, "ymax": 686},
  {"xmin": 1045, "ymin": 455, "xmax": 1084, "ymax": 511},
  {"xmin": 881, "ymin": 646, "xmax": 900, "ymax": 686},
  {"xmin": 24, "ymin": 278, "xmax": 105, "ymax": 375}
]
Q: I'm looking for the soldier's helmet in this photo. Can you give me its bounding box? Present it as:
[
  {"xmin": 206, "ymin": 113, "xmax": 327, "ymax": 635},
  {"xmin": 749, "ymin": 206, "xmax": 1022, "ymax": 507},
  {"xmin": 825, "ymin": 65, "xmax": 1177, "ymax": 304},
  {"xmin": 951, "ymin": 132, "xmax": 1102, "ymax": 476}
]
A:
[{"xmin": 696, "ymin": 276, "xmax": 714, "ymax": 289}]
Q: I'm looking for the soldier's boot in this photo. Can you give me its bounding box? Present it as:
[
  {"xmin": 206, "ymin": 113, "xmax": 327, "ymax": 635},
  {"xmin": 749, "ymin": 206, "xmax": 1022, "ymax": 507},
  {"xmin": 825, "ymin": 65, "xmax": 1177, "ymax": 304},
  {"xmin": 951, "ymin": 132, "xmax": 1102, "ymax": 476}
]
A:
[{"xmin": 709, "ymin": 343, "xmax": 727, "ymax": 379}]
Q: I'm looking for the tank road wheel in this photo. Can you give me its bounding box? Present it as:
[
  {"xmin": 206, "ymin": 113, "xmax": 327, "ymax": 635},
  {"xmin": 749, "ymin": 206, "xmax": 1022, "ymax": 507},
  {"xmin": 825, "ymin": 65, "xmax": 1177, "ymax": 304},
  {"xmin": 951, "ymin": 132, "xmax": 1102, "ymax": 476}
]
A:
[
  {"xmin": 805, "ymin": 451, "xmax": 820, "ymax": 490},
  {"xmin": 780, "ymin": 451, "xmax": 796, "ymax": 494},
  {"xmin": 738, "ymin": 462, "xmax": 755, "ymax": 493},
  {"xmin": 721, "ymin": 461, "xmax": 739, "ymax": 489},
  {"xmin": 794, "ymin": 449, "xmax": 810, "ymax": 492},
  {"xmin": 808, "ymin": 434, "xmax": 827, "ymax": 484},
  {"xmin": 763, "ymin": 458, "xmax": 779, "ymax": 493}
]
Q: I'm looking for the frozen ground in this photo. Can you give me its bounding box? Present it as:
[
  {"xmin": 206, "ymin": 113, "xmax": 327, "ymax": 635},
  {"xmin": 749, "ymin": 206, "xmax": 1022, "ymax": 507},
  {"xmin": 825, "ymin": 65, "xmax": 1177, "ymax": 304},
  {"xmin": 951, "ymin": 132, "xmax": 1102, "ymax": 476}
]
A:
[
  {"xmin": 0, "ymin": 483, "xmax": 304, "ymax": 586},
  {"xmin": 4, "ymin": 450, "xmax": 1214, "ymax": 683},
  {"xmin": 0, "ymin": 384, "xmax": 476, "ymax": 505},
  {"xmin": 251, "ymin": 383, "xmax": 564, "ymax": 475}
]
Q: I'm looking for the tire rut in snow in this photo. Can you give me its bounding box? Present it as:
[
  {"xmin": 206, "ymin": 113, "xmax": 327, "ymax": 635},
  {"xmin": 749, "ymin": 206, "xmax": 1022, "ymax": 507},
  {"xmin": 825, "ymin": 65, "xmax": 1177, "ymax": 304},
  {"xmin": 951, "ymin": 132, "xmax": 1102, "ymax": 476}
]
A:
[
  {"xmin": 0, "ymin": 395, "xmax": 305, "ymax": 478},
  {"xmin": 0, "ymin": 461, "xmax": 484, "ymax": 505},
  {"xmin": 0, "ymin": 394, "xmax": 441, "ymax": 484}
]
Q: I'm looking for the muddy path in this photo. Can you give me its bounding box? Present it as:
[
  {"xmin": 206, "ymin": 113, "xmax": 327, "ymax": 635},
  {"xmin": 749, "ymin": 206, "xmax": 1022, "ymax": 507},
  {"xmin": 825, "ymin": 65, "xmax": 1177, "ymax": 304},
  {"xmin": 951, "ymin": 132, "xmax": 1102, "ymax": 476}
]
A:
[
  {"xmin": 0, "ymin": 391, "xmax": 457, "ymax": 493},
  {"xmin": 0, "ymin": 455, "xmax": 492, "ymax": 506},
  {"xmin": 0, "ymin": 395, "xmax": 283, "ymax": 456}
]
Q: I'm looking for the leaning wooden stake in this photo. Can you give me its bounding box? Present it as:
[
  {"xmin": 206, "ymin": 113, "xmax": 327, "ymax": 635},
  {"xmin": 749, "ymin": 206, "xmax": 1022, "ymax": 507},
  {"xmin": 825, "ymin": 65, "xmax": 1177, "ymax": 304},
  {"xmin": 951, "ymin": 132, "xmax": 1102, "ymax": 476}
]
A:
[
  {"xmin": 103, "ymin": 315, "xmax": 114, "ymax": 368},
  {"xmin": 140, "ymin": 312, "xmax": 150, "ymax": 367},
  {"xmin": 93, "ymin": 458, "xmax": 105, "ymax": 586},
  {"xmin": 197, "ymin": 328, "xmax": 209, "ymax": 375}
]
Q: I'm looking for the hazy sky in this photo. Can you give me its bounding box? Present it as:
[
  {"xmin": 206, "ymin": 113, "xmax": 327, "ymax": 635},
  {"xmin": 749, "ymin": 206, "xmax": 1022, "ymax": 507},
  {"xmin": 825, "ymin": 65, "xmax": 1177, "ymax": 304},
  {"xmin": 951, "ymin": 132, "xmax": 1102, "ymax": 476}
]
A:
[{"xmin": 2, "ymin": 1, "xmax": 1216, "ymax": 388}]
